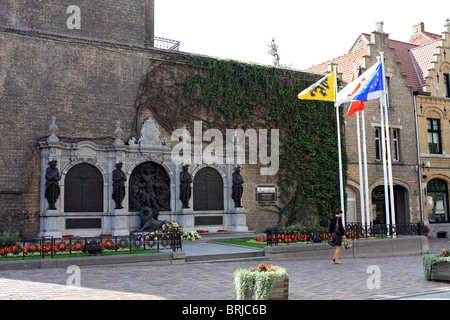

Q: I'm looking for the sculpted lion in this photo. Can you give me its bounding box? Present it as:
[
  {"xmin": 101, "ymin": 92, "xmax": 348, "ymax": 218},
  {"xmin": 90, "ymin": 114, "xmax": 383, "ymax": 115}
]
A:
[{"xmin": 135, "ymin": 206, "xmax": 165, "ymax": 232}]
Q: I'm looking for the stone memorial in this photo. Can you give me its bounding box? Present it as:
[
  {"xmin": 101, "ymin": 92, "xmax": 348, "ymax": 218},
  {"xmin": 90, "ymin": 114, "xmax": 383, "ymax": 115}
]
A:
[{"xmin": 37, "ymin": 117, "xmax": 248, "ymax": 237}]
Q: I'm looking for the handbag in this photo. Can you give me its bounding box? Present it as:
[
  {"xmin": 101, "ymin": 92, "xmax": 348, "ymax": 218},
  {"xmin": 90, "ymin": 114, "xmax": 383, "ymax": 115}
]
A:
[{"xmin": 343, "ymin": 240, "xmax": 353, "ymax": 250}]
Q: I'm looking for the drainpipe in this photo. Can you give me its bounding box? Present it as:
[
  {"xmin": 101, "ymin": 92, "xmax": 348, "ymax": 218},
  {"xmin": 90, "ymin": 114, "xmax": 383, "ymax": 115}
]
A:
[{"xmin": 413, "ymin": 91, "xmax": 430, "ymax": 222}]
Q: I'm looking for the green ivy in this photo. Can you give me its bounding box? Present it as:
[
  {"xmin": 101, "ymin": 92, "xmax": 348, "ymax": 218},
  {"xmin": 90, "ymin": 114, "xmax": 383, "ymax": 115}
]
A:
[{"xmin": 181, "ymin": 57, "xmax": 347, "ymax": 226}]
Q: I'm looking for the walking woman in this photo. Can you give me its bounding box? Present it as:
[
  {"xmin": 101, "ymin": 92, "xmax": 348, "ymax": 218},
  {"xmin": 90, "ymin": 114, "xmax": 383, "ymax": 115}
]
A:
[{"xmin": 329, "ymin": 208, "xmax": 345, "ymax": 264}]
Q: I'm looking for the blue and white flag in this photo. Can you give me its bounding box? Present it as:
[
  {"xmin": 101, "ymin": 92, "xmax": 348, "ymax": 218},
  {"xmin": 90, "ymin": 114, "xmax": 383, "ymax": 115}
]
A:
[{"xmin": 352, "ymin": 62, "xmax": 384, "ymax": 101}]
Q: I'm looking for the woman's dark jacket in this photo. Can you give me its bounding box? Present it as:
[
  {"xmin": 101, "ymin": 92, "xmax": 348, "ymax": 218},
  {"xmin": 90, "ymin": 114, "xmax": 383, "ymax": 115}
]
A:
[{"xmin": 329, "ymin": 216, "xmax": 345, "ymax": 235}]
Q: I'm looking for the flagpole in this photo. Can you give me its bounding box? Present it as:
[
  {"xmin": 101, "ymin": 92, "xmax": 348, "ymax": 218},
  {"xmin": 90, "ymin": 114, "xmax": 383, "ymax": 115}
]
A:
[
  {"xmin": 350, "ymin": 65, "xmax": 365, "ymax": 226},
  {"xmin": 356, "ymin": 111, "xmax": 365, "ymax": 225},
  {"xmin": 377, "ymin": 56, "xmax": 391, "ymax": 232},
  {"xmin": 380, "ymin": 52, "xmax": 396, "ymax": 234},
  {"xmin": 333, "ymin": 65, "xmax": 345, "ymax": 223},
  {"xmin": 361, "ymin": 109, "xmax": 370, "ymax": 226}
]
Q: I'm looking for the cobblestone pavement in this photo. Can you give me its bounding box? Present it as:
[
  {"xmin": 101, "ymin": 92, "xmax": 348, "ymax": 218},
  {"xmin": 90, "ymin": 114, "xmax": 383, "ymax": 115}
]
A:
[{"xmin": 1, "ymin": 238, "xmax": 450, "ymax": 300}]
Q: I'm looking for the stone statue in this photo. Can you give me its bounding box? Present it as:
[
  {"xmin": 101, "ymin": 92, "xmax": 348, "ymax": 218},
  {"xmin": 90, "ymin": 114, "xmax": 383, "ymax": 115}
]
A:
[
  {"xmin": 232, "ymin": 166, "xmax": 244, "ymax": 208},
  {"xmin": 179, "ymin": 164, "xmax": 192, "ymax": 208},
  {"xmin": 135, "ymin": 206, "xmax": 165, "ymax": 232},
  {"xmin": 112, "ymin": 162, "xmax": 127, "ymax": 209},
  {"xmin": 45, "ymin": 160, "xmax": 61, "ymax": 210}
]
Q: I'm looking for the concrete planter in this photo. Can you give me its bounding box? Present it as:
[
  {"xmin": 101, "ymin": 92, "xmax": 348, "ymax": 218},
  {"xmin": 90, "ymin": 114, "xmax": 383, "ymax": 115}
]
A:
[{"xmin": 244, "ymin": 276, "xmax": 289, "ymax": 300}]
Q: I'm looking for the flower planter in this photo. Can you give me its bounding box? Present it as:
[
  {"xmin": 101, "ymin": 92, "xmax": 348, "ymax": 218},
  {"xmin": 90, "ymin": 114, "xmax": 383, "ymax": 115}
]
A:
[
  {"xmin": 431, "ymin": 262, "xmax": 450, "ymax": 282},
  {"xmin": 423, "ymin": 250, "xmax": 450, "ymax": 281},
  {"xmin": 234, "ymin": 264, "xmax": 289, "ymax": 300},
  {"xmin": 244, "ymin": 276, "xmax": 289, "ymax": 300}
]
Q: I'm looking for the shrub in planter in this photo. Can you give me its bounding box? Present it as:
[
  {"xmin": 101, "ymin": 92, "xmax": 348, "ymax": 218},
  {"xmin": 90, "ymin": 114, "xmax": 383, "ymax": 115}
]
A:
[{"xmin": 234, "ymin": 263, "xmax": 288, "ymax": 300}]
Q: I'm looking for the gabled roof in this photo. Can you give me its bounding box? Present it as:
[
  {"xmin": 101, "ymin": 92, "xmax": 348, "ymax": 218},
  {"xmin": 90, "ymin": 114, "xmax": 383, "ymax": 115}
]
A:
[
  {"xmin": 307, "ymin": 46, "xmax": 369, "ymax": 84},
  {"xmin": 307, "ymin": 25, "xmax": 443, "ymax": 92},
  {"xmin": 388, "ymin": 39, "xmax": 421, "ymax": 91},
  {"xmin": 409, "ymin": 31, "xmax": 441, "ymax": 46},
  {"xmin": 409, "ymin": 40, "xmax": 441, "ymax": 90}
]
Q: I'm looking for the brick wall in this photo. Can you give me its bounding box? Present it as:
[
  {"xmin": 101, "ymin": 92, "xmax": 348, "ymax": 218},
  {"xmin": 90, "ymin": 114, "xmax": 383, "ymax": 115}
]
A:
[
  {"xmin": 0, "ymin": 0, "xmax": 154, "ymax": 47},
  {"xmin": 0, "ymin": 28, "xmax": 160, "ymax": 237}
]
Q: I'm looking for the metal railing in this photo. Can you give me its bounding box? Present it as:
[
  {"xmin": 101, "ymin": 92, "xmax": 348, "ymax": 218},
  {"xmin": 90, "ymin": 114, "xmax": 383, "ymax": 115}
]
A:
[
  {"xmin": 0, "ymin": 233, "xmax": 182, "ymax": 260},
  {"xmin": 266, "ymin": 222, "xmax": 426, "ymax": 246},
  {"xmin": 154, "ymin": 36, "xmax": 180, "ymax": 51}
]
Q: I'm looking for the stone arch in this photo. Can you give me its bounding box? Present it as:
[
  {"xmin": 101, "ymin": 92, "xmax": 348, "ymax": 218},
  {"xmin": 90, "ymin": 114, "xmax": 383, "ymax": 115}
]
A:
[
  {"xmin": 426, "ymin": 177, "xmax": 450, "ymax": 223},
  {"xmin": 424, "ymin": 107, "xmax": 444, "ymax": 119}
]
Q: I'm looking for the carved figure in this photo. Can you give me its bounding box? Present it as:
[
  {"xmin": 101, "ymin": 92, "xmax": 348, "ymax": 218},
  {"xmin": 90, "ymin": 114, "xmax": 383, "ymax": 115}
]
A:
[
  {"xmin": 138, "ymin": 118, "xmax": 161, "ymax": 145},
  {"xmin": 232, "ymin": 167, "xmax": 244, "ymax": 207},
  {"xmin": 45, "ymin": 160, "xmax": 61, "ymax": 210},
  {"xmin": 179, "ymin": 165, "xmax": 192, "ymax": 208},
  {"xmin": 112, "ymin": 162, "xmax": 127, "ymax": 209},
  {"xmin": 135, "ymin": 206, "xmax": 165, "ymax": 232}
]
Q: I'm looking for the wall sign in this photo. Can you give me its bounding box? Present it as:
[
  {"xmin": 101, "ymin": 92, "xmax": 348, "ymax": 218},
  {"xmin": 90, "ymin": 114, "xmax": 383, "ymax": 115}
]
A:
[{"xmin": 256, "ymin": 185, "xmax": 277, "ymax": 204}]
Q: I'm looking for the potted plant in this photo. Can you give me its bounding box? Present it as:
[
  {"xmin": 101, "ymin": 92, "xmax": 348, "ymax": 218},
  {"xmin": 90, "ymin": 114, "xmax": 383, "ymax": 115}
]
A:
[
  {"xmin": 423, "ymin": 249, "xmax": 450, "ymax": 281},
  {"xmin": 233, "ymin": 263, "xmax": 289, "ymax": 300}
]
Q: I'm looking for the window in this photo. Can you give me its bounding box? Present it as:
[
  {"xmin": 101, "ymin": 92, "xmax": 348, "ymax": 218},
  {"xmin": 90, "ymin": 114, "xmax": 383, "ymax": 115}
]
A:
[
  {"xmin": 375, "ymin": 128, "xmax": 381, "ymax": 161},
  {"xmin": 444, "ymin": 73, "xmax": 450, "ymax": 98},
  {"xmin": 427, "ymin": 179, "xmax": 449, "ymax": 223},
  {"xmin": 375, "ymin": 127, "xmax": 401, "ymax": 161},
  {"xmin": 392, "ymin": 129, "xmax": 400, "ymax": 161},
  {"xmin": 428, "ymin": 118, "xmax": 442, "ymax": 154}
]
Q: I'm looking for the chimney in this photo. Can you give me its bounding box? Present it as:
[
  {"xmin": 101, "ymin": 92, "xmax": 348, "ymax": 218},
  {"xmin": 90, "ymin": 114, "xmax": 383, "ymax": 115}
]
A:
[
  {"xmin": 413, "ymin": 22, "xmax": 425, "ymax": 35},
  {"xmin": 376, "ymin": 22, "xmax": 384, "ymax": 33}
]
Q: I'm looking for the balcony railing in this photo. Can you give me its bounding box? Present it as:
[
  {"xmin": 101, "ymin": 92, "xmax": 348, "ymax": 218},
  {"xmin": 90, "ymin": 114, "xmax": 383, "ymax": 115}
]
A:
[{"xmin": 154, "ymin": 36, "xmax": 180, "ymax": 51}]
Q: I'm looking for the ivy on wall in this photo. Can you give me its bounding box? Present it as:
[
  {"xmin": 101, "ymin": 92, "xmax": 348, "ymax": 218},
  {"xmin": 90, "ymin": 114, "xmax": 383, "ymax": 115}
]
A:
[{"xmin": 181, "ymin": 57, "xmax": 347, "ymax": 226}]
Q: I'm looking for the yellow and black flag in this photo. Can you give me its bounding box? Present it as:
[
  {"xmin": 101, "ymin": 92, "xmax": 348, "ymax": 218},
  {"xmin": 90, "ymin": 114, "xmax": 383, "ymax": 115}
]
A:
[{"xmin": 298, "ymin": 72, "xmax": 336, "ymax": 102}]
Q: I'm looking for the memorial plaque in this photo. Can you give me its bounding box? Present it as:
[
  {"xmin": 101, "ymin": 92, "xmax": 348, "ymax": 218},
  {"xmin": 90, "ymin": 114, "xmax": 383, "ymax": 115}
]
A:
[
  {"xmin": 195, "ymin": 216, "xmax": 223, "ymax": 226},
  {"xmin": 64, "ymin": 163, "xmax": 103, "ymax": 212},
  {"xmin": 256, "ymin": 185, "xmax": 277, "ymax": 204},
  {"xmin": 193, "ymin": 167, "xmax": 224, "ymax": 211},
  {"xmin": 66, "ymin": 218, "xmax": 102, "ymax": 229}
]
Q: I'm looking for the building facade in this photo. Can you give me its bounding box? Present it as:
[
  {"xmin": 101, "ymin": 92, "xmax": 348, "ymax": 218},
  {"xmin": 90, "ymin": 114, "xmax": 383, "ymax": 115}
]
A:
[
  {"xmin": 308, "ymin": 22, "xmax": 421, "ymax": 226},
  {"xmin": 309, "ymin": 20, "xmax": 450, "ymax": 236},
  {"xmin": 413, "ymin": 20, "xmax": 450, "ymax": 236}
]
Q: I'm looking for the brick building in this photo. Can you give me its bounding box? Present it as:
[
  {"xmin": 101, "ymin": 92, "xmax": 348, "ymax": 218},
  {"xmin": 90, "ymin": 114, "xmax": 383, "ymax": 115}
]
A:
[
  {"xmin": 0, "ymin": 1, "xmax": 328, "ymax": 237},
  {"xmin": 309, "ymin": 20, "xmax": 450, "ymax": 235},
  {"xmin": 412, "ymin": 20, "xmax": 450, "ymax": 236}
]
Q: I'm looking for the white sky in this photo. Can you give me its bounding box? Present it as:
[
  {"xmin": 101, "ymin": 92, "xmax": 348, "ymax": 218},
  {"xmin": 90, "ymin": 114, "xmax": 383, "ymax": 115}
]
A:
[{"xmin": 155, "ymin": 0, "xmax": 449, "ymax": 70}]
